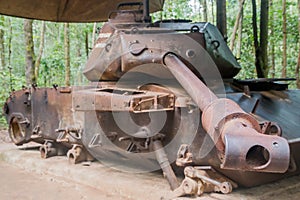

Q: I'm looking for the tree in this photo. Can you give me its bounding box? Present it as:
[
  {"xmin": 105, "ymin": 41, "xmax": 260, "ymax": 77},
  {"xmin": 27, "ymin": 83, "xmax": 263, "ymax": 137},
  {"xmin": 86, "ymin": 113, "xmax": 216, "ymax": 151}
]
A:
[
  {"xmin": 216, "ymin": 0, "xmax": 227, "ymax": 39},
  {"xmin": 64, "ymin": 23, "xmax": 70, "ymax": 86},
  {"xmin": 0, "ymin": 15, "xmax": 5, "ymax": 69},
  {"xmin": 236, "ymin": 0, "xmax": 244, "ymax": 59},
  {"xmin": 229, "ymin": 0, "xmax": 245, "ymax": 51},
  {"xmin": 24, "ymin": 19, "xmax": 36, "ymax": 85},
  {"xmin": 252, "ymin": 0, "xmax": 269, "ymax": 78},
  {"xmin": 297, "ymin": 49, "xmax": 300, "ymax": 88},
  {"xmin": 92, "ymin": 22, "xmax": 97, "ymax": 47},
  {"xmin": 269, "ymin": 0, "xmax": 275, "ymax": 78},
  {"xmin": 35, "ymin": 21, "xmax": 45, "ymax": 81},
  {"xmin": 282, "ymin": 0, "xmax": 287, "ymax": 78},
  {"xmin": 201, "ymin": 0, "xmax": 208, "ymax": 21},
  {"xmin": 211, "ymin": 0, "xmax": 215, "ymax": 24},
  {"xmin": 260, "ymin": 0, "xmax": 269, "ymax": 78},
  {"xmin": 297, "ymin": 0, "xmax": 300, "ymax": 88},
  {"xmin": 85, "ymin": 30, "xmax": 89, "ymax": 58},
  {"xmin": 7, "ymin": 18, "xmax": 12, "ymax": 68},
  {"xmin": 251, "ymin": 0, "xmax": 259, "ymax": 74}
]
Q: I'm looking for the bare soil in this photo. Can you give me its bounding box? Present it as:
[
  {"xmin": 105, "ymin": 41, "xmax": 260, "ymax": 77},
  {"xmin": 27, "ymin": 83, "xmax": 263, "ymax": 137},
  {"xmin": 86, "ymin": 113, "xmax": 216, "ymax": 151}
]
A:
[
  {"xmin": 0, "ymin": 129, "xmax": 11, "ymax": 143},
  {"xmin": 1, "ymin": 129, "xmax": 300, "ymax": 200},
  {"xmin": 0, "ymin": 161, "xmax": 123, "ymax": 200},
  {"xmin": 0, "ymin": 130, "xmax": 117, "ymax": 200}
]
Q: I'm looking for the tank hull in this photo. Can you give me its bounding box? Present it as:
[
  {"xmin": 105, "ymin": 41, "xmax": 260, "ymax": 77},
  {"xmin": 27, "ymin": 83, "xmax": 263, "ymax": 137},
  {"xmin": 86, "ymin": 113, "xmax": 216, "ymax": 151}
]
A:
[{"xmin": 4, "ymin": 83, "xmax": 300, "ymax": 187}]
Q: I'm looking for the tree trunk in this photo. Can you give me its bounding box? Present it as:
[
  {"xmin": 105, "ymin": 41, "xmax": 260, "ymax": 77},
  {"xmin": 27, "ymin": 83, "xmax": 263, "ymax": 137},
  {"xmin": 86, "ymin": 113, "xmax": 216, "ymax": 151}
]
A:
[
  {"xmin": 252, "ymin": 0, "xmax": 269, "ymax": 78},
  {"xmin": 6, "ymin": 17, "xmax": 12, "ymax": 91},
  {"xmin": 64, "ymin": 23, "xmax": 70, "ymax": 86},
  {"xmin": 216, "ymin": 0, "xmax": 227, "ymax": 39},
  {"xmin": 252, "ymin": 0, "xmax": 262, "ymax": 77},
  {"xmin": 8, "ymin": 18, "xmax": 12, "ymax": 68},
  {"xmin": 85, "ymin": 30, "xmax": 89, "ymax": 58},
  {"xmin": 270, "ymin": 0, "xmax": 275, "ymax": 78},
  {"xmin": 211, "ymin": 0, "xmax": 215, "ymax": 24},
  {"xmin": 296, "ymin": 0, "xmax": 300, "ymax": 88},
  {"xmin": 0, "ymin": 15, "xmax": 5, "ymax": 69},
  {"xmin": 92, "ymin": 22, "xmax": 97, "ymax": 47},
  {"xmin": 35, "ymin": 21, "xmax": 46, "ymax": 82},
  {"xmin": 24, "ymin": 19, "xmax": 36, "ymax": 85},
  {"xmin": 282, "ymin": 0, "xmax": 287, "ymax": 78},
  {"xmin": 229, "ymin": 0, "xmax": 245, "ymax": 51},
  {"xmin": 251, "ymin": 0, "xmax": 258, "ymax": 50},
  {"xmin": 236, "ymin": 0, "xmax": 244, "ymax": 59},
  {"xmin": 297, "ymin": 49, "xmax": 300, "ymax": 89},
  {"xmin": 75, "ymin": 25, "xmax": 83, "ymax": 85},
  {"xmin": 202, "ymin": 0, "xmax": 208, "ymax": 21},
  {"xmin": 259, "ymin": 0, "xmax": 269, "ymax": 77}
]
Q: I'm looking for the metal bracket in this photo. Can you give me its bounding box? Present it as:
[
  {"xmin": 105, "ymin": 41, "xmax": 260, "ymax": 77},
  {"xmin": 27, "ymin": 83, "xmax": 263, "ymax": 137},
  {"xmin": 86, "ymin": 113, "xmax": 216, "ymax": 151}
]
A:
[
  {"xmin": 260, "ymin": 121, "xmax": 282, "ymax": 136},
  {"xmin": 56, "ymin": 127, "xmax": 82, "ymax": 143},
  {"xmin": 89, "ymin": 134, "xmax": 102, "ymax": 148},
  {"xmin": 176, "ymin": 144, "xmax": 193, "ymax": 167},
  {"xmin": 56, "ymin": 129, "xmax": 69, "ymax": 143},
  {"xmin": 31, "ymin": 126, "xmax": 42, "ymax": 139},
  {"xmin": 168, "ymin": 166, "xmax": 237, "ymax": 198}
]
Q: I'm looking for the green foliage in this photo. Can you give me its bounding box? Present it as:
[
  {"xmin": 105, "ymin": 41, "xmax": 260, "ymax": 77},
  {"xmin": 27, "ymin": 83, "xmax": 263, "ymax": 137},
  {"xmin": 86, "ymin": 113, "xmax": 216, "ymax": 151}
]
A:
[
  {"xmin": 152, "ymin": 0, "xmax": 194, "ymax": 21},
  {"xmin": 38, "ymin": 56, "xmax": 65, "ymax": 87},
  {"xmin": 232, "ymin": 0, "xmax": 257, "ymax": 79},
  {"xmin": 0, "ymin": 71, "xmax": 9, "ymax": 126},
  {"xmin": 232, "ymin": 0, "xmax": 299, "ymax": 82},
  {"xmin": 0, "ymin": 67, "xmax": 25, "ymax": 127}
]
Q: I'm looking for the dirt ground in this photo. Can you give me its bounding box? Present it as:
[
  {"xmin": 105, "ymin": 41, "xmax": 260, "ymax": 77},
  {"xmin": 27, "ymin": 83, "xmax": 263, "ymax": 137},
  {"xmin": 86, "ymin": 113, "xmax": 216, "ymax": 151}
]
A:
[
  {"xmin": 1, "ymin": 129, "xmax": 300, "ymax": 200},
  {"xmin": 0, "ymin": 128, "xmax": 11, "ymax": 143},
  {"xmin": 0, "ymin": 129, "xmax": 115, "ymax": 200},
  {"xmin": 0, "ymin": 129, "xmax": 171, "ymax": 200},
  {"xmin": 0, "ymin": 130, "xmax": 115, "ymax": 200},
  {"xmin": 0, "ymin": 162, "xmax": 121, "ymax": 200}
]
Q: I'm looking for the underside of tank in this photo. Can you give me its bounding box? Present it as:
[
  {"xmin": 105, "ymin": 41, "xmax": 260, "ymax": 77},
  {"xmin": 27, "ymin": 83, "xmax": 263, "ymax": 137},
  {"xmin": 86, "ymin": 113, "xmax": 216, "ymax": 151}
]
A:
[{"xmin": 2, "ymin": 0, "xmax": 300, "ymax": 198}]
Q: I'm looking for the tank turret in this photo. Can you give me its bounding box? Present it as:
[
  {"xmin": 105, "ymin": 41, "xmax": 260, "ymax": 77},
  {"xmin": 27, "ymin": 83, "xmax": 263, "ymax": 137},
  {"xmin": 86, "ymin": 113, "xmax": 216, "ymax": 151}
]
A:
[{"xmin": 83, "ymin": 5, "xmax": 241, "ymax": 81}]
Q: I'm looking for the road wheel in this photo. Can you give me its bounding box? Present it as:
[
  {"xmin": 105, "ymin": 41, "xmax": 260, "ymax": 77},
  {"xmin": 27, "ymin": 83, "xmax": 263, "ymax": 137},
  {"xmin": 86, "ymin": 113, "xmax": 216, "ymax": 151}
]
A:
[{"xmin": 9, "ymin": 117, "xmax": 26, "ymax": 145}]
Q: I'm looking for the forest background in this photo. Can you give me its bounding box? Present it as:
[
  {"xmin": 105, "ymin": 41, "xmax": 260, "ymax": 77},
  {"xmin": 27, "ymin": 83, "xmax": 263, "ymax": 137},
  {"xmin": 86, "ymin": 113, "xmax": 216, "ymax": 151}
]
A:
[{"xmin": 0, "ymin": 0, "xmax": 299, "ymax": 125}]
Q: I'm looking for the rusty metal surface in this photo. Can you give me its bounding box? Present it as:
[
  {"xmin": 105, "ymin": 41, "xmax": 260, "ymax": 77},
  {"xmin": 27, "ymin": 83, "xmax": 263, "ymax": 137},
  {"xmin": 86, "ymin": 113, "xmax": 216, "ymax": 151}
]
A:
[
  {"xmin": 73, "ymin": 87, "xmax": 175, "ymax": 113},
  {"xmin": 4, "ymin": 66, "xmax": 300, "ymax": 195},
  {"xmin": 83, "ymin": 19, "xmax": 240, "ymax": 82},
  {"xmin": 2, "ymin": 3, "xmax": 300, "ymax": 197},
  {"xmin": 4, "ymin": 88, "xmax": 33, "ymax": 145},
  {"xmin": 163, "ymin": 53, "xmax": 290, "ymax": 173},
  {"xmin": 163, "ymin": 54, "xmax": 218, "ymax": 111},
  {"xmin": 226, "ymin": 89, "xmax": 300, "ymax": 141},
  {"xmin": 169, "ymin": 166, "xmax": 237, "ymax": 198}
]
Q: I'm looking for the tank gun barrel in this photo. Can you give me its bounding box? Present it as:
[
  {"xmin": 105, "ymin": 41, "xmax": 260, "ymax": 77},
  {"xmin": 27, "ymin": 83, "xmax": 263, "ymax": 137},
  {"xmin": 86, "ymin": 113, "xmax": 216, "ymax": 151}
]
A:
[{"xmin": 163, "ymin": 53, "xmax": 290, "ymax": 173}]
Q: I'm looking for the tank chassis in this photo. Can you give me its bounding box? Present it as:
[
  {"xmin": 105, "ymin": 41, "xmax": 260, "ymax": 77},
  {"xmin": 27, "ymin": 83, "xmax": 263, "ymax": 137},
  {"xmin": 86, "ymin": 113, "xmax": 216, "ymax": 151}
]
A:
[{"xmin": 2, "ymin": 1, "xmax": 298, "ymax": 198}]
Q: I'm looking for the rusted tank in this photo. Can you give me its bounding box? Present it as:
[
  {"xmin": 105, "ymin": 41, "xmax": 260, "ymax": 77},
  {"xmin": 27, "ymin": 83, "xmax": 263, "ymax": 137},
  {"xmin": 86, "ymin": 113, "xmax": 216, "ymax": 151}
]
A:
[{"xmin": 2, "ymin": 0, "xmax": 300, "ymax": 198}]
